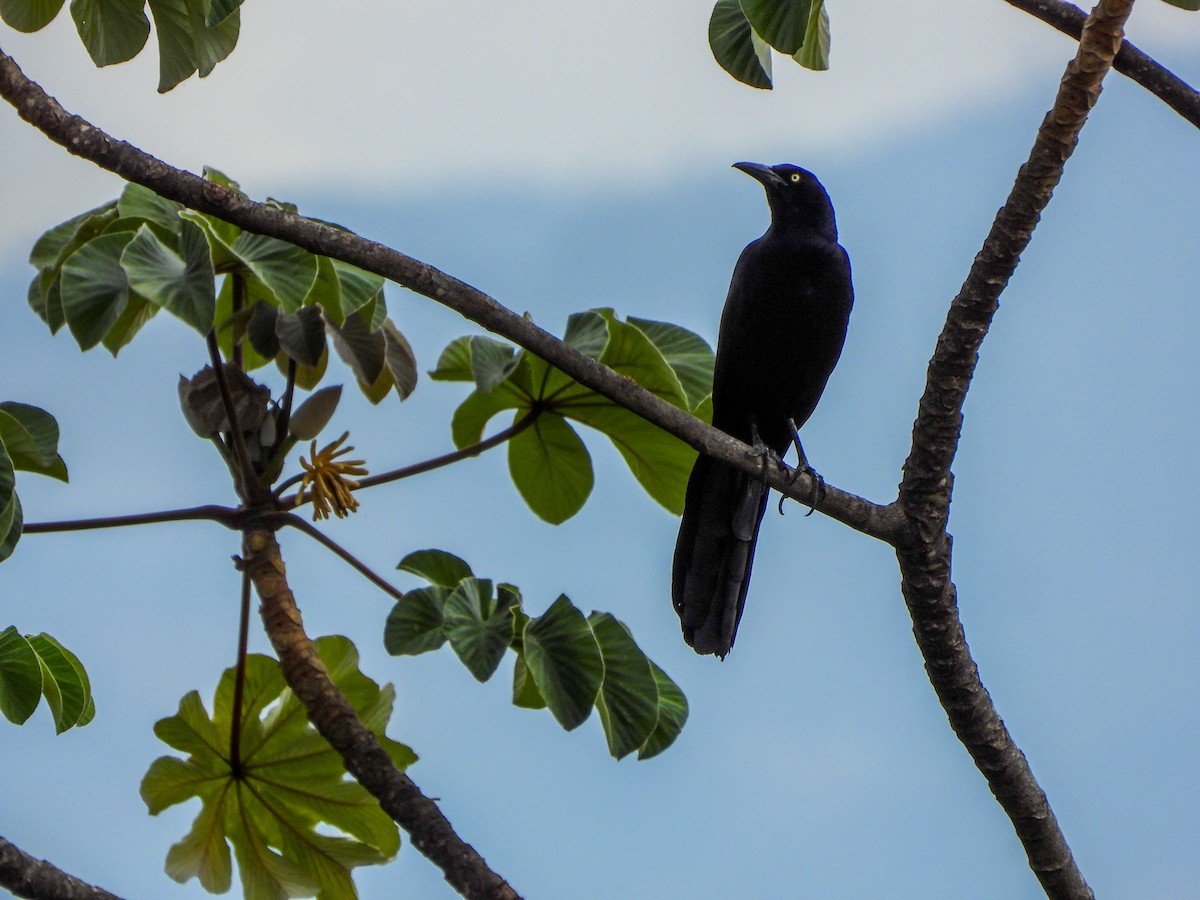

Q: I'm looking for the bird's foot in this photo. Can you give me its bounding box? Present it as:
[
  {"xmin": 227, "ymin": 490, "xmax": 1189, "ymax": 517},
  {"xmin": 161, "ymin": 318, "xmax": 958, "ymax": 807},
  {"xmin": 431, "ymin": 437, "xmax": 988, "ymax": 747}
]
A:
[{"xmin": 779, "ymin": 418, "xmax": 825, "ymax": 516}]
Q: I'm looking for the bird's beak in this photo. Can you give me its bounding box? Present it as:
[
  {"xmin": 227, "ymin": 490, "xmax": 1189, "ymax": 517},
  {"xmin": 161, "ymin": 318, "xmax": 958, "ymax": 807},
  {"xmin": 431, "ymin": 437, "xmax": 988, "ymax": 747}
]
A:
[{"xmin": 733, "ymin": 162, "xmax": 784, "ymax": 188}]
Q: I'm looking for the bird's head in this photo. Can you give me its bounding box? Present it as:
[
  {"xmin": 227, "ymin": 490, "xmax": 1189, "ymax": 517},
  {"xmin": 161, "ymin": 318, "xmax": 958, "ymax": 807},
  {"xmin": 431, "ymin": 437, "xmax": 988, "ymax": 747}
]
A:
[{"xmin": 733, "ymin": 162, "xmax": 837, "ymax": 239}]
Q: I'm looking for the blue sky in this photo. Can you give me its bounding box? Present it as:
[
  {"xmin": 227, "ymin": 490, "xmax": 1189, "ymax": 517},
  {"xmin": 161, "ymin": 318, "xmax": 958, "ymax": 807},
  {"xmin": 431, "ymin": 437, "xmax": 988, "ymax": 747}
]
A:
[{"xmin": 2, "ymin": 3, "xmax": 1199, "ymax": 898}]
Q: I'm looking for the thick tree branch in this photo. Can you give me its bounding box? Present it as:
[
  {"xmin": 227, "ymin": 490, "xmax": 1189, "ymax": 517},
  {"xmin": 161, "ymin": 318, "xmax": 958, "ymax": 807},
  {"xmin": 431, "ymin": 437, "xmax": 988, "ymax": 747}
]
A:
[
  {"xmin": 240, "ymin": 527, "xmax": 521, "ymax": 900},
  {"xmin": 1006, "ymin": 0, "xmax": 1200, "ymax": 129},
  {"xmin": 0, "ymin": 836, "xmax": 123, "ymax": 900},
  {"xmin": 897, "ymin": 1, "xmax": 1136, "ymax": 897},
  {"xmin": 0, "ymin": 44, "xmax": 899, "ymax": 547}
]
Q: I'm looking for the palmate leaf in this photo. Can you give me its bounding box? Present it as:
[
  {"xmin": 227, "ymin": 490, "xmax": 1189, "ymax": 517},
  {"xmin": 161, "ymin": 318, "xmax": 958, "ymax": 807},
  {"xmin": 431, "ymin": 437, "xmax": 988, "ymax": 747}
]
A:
[
  {"xmin": 438, "ymin": 309, "xmax": 711, "ymax": 521},
  {"xmin": 389, "ymin": 554, "xmax": 687, "ymax": 758},
  {"xmin": 141, "ymin": 636, "xmax": 409, "ymax": 899}
]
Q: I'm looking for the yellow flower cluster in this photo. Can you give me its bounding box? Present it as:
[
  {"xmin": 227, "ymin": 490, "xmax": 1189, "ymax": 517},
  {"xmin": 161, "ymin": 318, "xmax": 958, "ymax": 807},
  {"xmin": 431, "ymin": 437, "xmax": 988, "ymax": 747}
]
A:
[{"xmin": 297, "ymin": 432, "xmax": 368, "ymax": 520}]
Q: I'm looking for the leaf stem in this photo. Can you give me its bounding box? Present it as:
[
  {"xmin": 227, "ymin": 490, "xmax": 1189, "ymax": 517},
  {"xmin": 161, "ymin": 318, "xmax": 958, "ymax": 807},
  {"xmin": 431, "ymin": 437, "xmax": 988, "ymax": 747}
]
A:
[
  {"xmin": 271, "ymin": 512, "xmax": 405, "ymax": 603},
  {"xmin": 229, "ymin": 567, "xmax": 252, "ymax": 778},
  {"xmin": 277, "ymin": 408, "xmax": 540, "ymax": 507},
  {"xmin": 23, "ymin": 504, "xmax": 243, "ymax": 533},
  {"xmin": 205, "ymin": 330, "xmax": 262, "ymax": 503}
]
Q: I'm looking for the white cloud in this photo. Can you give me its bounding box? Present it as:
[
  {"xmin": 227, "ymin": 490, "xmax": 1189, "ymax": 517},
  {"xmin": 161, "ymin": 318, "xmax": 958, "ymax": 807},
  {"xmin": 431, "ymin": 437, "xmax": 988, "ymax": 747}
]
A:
[{"xmin": 1, "ymin": 0, "xmax": 1196, "ymax": 243}]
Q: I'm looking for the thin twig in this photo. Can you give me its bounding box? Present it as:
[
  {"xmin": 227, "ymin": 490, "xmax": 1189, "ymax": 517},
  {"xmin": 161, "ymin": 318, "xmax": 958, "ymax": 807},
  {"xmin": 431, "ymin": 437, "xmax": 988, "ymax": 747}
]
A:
[
  {"xmin": 279, "ymin": 407, "xmax": 541, "ymax": 507},
  {"xmin": 272, "ymin": 512, "xmax": 405, "ymax": 603},
  {"xmin": 229, "ymin": 568, "xmax": 253, "ymax": 778},
  {"xmin": 205, "ymin": 331, "xmax": 260, "ymax": 502},
  {"xmin": 273, "ymin": 357, "xmax": 297, "ymax": 456},
  {"xmin": 23, "ymin": 504, "xmax": 243, "ymax": 533}
]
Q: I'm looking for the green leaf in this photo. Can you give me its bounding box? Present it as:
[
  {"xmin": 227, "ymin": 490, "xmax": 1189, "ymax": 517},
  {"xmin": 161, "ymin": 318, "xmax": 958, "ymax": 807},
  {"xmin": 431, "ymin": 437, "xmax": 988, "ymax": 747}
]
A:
[
  {"xmin": 60, "ymin": 230, "xmax": 136, "ymax": 350},
  {"xmin": 143, "ymin": 636, "xmax": 404, "ymax": 898},
  {"xmin": 1160, "ymin": 0, "xmax": 1200, "ymax": 9},
  {"xmin": 0, "ymin": 0, "xmax": 63, "ymax": 32},
  {"xmin": 563, "ymin": 310, "xmax": 610, "ymax": 358},
  {"xmin": 382, "ymin": 320, "xmax": 418, "ymax": 400},
  {"xmin": 146, "ymin": 0, "xmax": 239, "ymax": 92},
  {"xmin": 121, "ymin": 222, "xmax": 216, "ymax": 333},
  {"xmin": 29, "ymin": 202, "xmax": 117, "ymax": 269},
  {"xmin": 27, "ymin": 632, "xmax": 89, "ymax": 732},
  {"xmin": 275, "ymin": 306, "xmax": 326, "ymax": 366},
  {"xmin": 101, "ymin": 294, "xmax": 157, "ymax": 355},
  {"xmin": 397, "ymin": 548, "xmax": 473, "ymax": 588},
  {"xmin": 230, "ymin": 232, "xmax": 319, "ymax": 313},
  {"xmin": 206, "ymin": 0, "xmax": 240, "ymax": 25},
  {"xmin": 287, "ymin": 385, "xmax": 342, "ymax": 440},
  {"xmin": 638, "ymin": 662, "xmax": 690, "ymax": 760},
  {"xmin": 117, "ymin": 182, "xmax": 184, "ymax": 235},
  {"xmin": 522, "ymin": 595, "xmax": 604, "ymax": 731},
  {"xmin": 330, "ymin": 260, "xmax": 384, "ymax": 322},
  {"xmin": 329, "ymin": 309, "xmax": 386, "ymax": 392},
  {"xmin": 383, "ymin": 586, "xmax": 448, "ymax": 656},
  {"xmin": 0, "ymin": 491, "xmax": 22, "ymax": 564},
  {"xmin": 0, "ymin": 627, "xmax": 41, "ymax": 725},
  {"xmin": 562, "ymin": 401, "xmax": 696, "ymax": 514},
  {"xmin": 470, "ymin": 336, "xmax": 520, "ymax": 392},
  {"xmin": 164, "ymin": 788, "xmax": 232, "ymax": 892},
  {"xmin": 794, "ymin": 0, "xmax": 830, "ymax": 70},
  {"xmin": 511, "ymin": 651, "xmax": 546, "ymax": 710},
  {"xmin": 283, "ymin": 345, "xmax": 329, "ymax": 392},
  {"xmin": 628, "ymin": 316, "xmax": 715, "ymax": 410},
  {"xmin": 588, "ymin": 613, "xmax": 659, "ymax": 760},
  {"xmin": 0, "ymin": 402, "xmax": 68, "ymax": 481},
  {"xmin": 429, "ymin": 336, "xmax": 474, "ymax": 382},
  {"xmin": 443, "ymin": 578, "xmax": 515, "ymax": 682},
  {"xmin": 508, "ymin": 412, "xmax": 593, "ymax": 524},
  {"xmin": 70, "ymin": 0, "xmax": 151, "ymax": 66},
  {"xmin": 709, "ymin": 0, "xmax": 772, "ymax": 89},
  {"xmin": 740, "ymin": 0, "xmax": 812, "ymax": 54},
  {"xmin": 450, "ymin": 386, "xmax": 526, "ymax": 449}
]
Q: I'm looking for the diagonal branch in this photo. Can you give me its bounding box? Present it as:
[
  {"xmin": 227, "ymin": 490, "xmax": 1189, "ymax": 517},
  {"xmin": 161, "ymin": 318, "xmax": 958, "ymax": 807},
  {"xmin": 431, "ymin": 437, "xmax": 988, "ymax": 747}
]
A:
[
  {"xmin": 1006, "ymin": 0, "xmax": 1200, "ymax": 129},
  {"xmin": 897, "ymin": 1, "xmax": 1136, "ymax": 897},
  {"xmin": 0, "ymin": 835, "xmax": 123, "ymax": 900},
  {"xmin": 240, "ymin": 527, "xmax": 521, "ymax": 900},
  {"xmin": 0, "ymin": 43, "xmax": 900, "ymax": 547},
  {"xmin": 273, "ymin": 511, "xmax": 406, "ymax": 602}
]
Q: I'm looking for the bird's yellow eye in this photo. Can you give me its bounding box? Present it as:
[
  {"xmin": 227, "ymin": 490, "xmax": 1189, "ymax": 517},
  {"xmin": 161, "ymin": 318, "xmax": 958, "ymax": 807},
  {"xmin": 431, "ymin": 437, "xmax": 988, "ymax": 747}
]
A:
[{"xmin": 790, "ymin": 173, "xmax": 802, "ymax": 183}]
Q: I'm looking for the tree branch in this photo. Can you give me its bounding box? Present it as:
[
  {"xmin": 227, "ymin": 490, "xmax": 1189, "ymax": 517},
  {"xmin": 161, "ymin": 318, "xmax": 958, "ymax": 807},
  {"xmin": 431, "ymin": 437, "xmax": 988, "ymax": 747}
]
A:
[
  {"xmin": 240, "ymin": 527, "xmax": 521, "ymax": 900},
  {"xmin": 1006, "ymin": 0, "xmax": 1200, "ymax": 129},
  {"xmin": 897, "ymin": 1, "xmax": 1136, "ymax": 896},
  {"xmin": 272, "ymin": 511, "xmax": 406, "ymax": 603},
  {"xmin": 0, "ymin": 835, "xmax": 123, "ymax": 900},
  {"xmin": 22, "ymin": 504, "xmax": 243, "ymax": 533},
  {"xmin": 0, "ymin": 43, "xmax": 900, "ymax": 547}
]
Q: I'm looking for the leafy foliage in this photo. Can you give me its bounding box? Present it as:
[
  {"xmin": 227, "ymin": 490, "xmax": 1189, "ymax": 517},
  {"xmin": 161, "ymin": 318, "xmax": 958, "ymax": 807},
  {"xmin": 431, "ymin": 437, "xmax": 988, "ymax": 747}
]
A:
[
  {"xmin": 0, "ymin": 0, "xmax": 241, "ymax": 92},
  {"xmin": 0, "ymin": 626, "xmax": 94, "ymax": 731},
  {"xmin": 0, "ymin": 401, "xmax": 68, "ymax": 563},
  {"xmin": 432, "ymin": 309, "xmax": 713, "ymax": 523},
  {"xmin": 29, "ymin": 176, "xmax": 418, "ymax": 406},
  {"xmin": 141, "ymin": 636, "xmax": 413, "ymax": 898},
  {"xmin": 709, "ymin": 0, "xmax": 832, "ymax": 88},
  {"xmin": 386, "ymin": 549, "xmax": 688, "ymax": 760}
]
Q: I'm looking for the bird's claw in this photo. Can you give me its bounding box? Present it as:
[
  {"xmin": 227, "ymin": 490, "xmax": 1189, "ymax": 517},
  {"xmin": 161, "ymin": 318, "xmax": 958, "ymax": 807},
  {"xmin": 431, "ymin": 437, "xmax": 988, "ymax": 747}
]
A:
[{"xmin": 778, "ymin": 417, "xmax": 824, "ymax": 516}]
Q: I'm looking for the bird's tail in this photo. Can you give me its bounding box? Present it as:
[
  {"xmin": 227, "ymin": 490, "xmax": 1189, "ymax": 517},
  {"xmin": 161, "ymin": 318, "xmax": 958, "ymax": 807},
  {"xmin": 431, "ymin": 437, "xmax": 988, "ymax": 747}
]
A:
[{"xmin": 672, "ymin": 454, "xmax": 769, "ymax": 657}]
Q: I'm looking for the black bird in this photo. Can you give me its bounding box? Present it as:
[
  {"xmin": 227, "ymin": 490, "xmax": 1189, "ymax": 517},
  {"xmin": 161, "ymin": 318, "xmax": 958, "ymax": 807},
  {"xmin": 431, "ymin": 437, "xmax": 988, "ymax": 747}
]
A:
[{"xmin": 672, "ymin": 163, "xmax": 853, "ymax": 658}]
